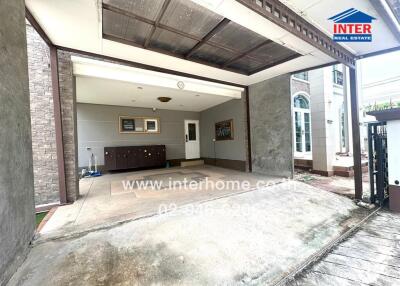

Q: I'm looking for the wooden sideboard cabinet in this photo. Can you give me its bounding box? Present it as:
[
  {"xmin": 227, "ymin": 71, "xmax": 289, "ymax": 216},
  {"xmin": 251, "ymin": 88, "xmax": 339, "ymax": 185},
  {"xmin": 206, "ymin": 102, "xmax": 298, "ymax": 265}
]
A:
[{"xmin": 104, "ymin": 145, "xmax": 166, "ymax": 171}]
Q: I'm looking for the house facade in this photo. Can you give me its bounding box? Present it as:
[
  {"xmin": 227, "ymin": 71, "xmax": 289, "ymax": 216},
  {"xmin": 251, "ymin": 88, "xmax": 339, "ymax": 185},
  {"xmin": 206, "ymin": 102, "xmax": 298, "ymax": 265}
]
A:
[
  {"xmin": 291, "ymin": 64, "xmax": 361, "ymax": 176},
  {"xmin": 2, "ymin": 0, "xmax": 400, "ymax": 284},
  {"xmin": 24, "ymin": 1, "xmax": 397, "ymax": 209}
]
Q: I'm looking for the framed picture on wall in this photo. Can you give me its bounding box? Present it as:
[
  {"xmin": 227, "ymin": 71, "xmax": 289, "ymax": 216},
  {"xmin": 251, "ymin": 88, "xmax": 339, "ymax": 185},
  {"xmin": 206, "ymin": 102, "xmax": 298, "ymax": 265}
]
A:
[
  {"xmin": 145, "ymin": 118, "xmax": 159, "ymax": 133},
  {"xmin": 119, "ymin": 116, "xmax": 160, "ymax": 134},
  {"xmin": 120, "ymin": 118, "xmax": 136, "ymax": 132},
  {"xmin": 215, "ymin": 119, "xmax": 234, "ymax": 141}
]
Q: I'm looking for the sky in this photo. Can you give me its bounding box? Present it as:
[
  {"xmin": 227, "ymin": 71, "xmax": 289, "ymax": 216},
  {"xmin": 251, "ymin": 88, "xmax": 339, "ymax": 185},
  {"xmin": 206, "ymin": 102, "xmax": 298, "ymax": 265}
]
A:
[{"xmin": 360, "ymin": 50, "xmax": 400, "ymax": 85}]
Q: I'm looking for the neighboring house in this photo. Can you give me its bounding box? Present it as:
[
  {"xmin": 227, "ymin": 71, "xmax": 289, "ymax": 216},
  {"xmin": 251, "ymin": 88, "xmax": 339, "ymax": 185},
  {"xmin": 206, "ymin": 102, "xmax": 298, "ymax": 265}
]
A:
[
  {"xmin": 362, "ymin": 76, "xmax": 400, "ymax": 106},
  {"xmin": 292, "ymin": 65, "xmax": 358, "ymax": 176},
  {"xmin": 359, "ymin": 75, "xmax": 400, "ymax": 149}
]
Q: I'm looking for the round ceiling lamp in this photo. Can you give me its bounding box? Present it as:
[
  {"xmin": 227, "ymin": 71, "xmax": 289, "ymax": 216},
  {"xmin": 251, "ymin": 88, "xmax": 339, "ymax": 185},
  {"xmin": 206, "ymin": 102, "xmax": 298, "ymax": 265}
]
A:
[{"xmin": 157, "ymin": 97, "xmax": 172, "ymax": 103}]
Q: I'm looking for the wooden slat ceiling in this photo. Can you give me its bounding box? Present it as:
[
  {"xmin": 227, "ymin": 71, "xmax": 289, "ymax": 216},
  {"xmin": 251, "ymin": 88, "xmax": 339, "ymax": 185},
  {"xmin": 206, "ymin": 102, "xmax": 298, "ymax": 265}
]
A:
[{"xmin": 102, "ymin": 0, "xmax": 301, "ymax": 75}]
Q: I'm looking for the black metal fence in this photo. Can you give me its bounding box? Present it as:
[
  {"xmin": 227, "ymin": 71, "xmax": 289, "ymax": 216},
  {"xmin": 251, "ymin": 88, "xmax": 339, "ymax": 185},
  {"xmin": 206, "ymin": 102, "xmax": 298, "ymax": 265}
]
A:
[{"xmin": 368, "ymin": 122, "xmax": 388, "ymax": 206}]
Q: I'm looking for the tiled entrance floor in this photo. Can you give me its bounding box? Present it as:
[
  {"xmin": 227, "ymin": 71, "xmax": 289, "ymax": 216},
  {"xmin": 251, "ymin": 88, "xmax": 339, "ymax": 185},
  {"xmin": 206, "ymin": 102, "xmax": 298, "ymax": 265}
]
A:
[{"xmin": 39, "ymin": 165, "xmax": 285, "ymax": 239}]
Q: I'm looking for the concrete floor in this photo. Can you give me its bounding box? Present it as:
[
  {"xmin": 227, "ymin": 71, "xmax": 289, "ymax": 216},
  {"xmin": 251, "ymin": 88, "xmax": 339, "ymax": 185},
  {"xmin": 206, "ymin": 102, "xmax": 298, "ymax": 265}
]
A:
[
  {"xmin": 9, "ymin": 176, "xmax": 370, "ymax": 285},
  {"xmin": 287, "ymin": 211, "xmax": 400, "ymax": 286},
  {"xmin": 39, "ymin": 165, "xmax": 286, "ymax": 239},
  {"xmin": 295, "ymin": 170, "xmax": 371, "ymax": 201}
]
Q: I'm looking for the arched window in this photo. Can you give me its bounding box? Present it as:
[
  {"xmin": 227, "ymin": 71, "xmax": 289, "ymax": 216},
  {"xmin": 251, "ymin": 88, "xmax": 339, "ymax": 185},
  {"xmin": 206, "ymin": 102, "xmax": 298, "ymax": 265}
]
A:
[{"xmin": 294, "ymin": 94, "xmax": 310, "ymax": 109}]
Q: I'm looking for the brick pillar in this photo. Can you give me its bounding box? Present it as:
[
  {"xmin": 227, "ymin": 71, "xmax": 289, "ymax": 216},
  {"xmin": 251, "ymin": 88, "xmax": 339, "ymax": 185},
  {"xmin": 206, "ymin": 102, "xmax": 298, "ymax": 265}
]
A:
[
  {"xmin": 57, "ymin": 50, "xmax": 79, "ymax": 202},
  {"xmin": 26, "ymin": 22, "xmax": 60, "ymax": 206}
]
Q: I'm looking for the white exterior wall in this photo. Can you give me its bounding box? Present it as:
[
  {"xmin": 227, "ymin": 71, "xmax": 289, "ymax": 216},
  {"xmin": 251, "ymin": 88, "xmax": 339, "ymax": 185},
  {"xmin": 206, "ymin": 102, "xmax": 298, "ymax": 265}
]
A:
[
  {"xmin": 332, "ymin": 84, "xmax": 345, "ymax": 153},
  {"xmin": 344, "ymin": 66, "xmax": 354, "ymax": 154},
  {"xmin": 387, "ymin": 120, "xmax": 400, "ymax": 185},
  {"xmin": 309, "ymin": 68, "xmax": 336, "ymax": 172},
  {"xmin": 295, "ymin": 64, "xmax": 355, "ymax": 164}
]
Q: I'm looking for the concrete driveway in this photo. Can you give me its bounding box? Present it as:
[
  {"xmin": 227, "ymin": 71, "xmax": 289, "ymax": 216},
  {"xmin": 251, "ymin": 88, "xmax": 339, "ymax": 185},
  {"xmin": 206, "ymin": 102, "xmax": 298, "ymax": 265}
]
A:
[
  {"xmin": 9, "ymin": 181, "xmax": 369, "ymax": 285},
  {"xmin": 39, "ymin": 165, "xmax": 285, "ymax": 239}
]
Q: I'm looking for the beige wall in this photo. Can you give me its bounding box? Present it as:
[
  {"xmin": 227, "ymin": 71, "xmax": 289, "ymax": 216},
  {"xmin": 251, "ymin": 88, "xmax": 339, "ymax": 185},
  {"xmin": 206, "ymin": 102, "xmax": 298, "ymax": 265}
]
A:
[
  {"xmin": 77, "ymin": 103, "xmax": 200, "ymax": 167},
  {"xmin": 200, "ymin": 97, "xmax": 247, "ymax": 162}
]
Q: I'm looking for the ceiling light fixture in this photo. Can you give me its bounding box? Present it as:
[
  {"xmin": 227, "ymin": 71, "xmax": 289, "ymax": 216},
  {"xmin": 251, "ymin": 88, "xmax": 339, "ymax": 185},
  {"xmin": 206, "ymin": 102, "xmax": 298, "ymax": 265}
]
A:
[
  {"xmin": 177, "ymin": 81, "xmax": 185, "ymax": 90},
  {"xmin": 157, "ymin": 97, "xmax": 172, "ymax": 103},
  {"xmin": 137, "ymin": 86, "xmax": 143, "ymax": 90}
]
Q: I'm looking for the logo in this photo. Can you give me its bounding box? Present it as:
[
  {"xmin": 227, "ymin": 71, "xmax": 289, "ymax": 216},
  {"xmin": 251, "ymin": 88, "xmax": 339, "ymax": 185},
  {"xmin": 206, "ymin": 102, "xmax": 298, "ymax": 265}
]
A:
[{"xmin": 328, "ymin": 8, "xmax": 376, "ymax": 42}]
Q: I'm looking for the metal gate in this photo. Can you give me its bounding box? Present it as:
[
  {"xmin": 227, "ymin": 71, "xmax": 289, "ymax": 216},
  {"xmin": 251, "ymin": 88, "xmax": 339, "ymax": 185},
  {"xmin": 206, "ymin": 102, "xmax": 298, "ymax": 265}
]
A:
[{"xmin": 368, "ymin": 122, "xmax": 388, "ymax": 206}]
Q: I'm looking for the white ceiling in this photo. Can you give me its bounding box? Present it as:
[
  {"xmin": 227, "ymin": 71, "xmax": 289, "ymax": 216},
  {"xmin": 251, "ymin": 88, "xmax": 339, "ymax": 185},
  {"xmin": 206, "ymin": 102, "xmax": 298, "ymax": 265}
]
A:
[
  {"xmin": 26, "ymin": 0, "xmax": 400, "ymax": 86},
  {"xmin": 72, "ymin": 56, "xmax": 244, "ymax": 98},
  {"xmin": 73, "ymin": 56, "xmax": 243, "ymax": 112},
  {"xmin": 76, "ymin": 76, "xmax": 237, "ymax": 112}
]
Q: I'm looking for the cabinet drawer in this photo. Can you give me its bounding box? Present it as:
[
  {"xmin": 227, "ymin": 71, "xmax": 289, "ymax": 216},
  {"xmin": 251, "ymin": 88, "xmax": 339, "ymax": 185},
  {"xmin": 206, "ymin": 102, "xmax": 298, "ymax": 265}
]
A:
[
  {"xmin": 104, "ymin": 147, "xmax": 116, "ymax": 170},
  {"xmin": 104, "ymin": 145, "xmax": 166, "ymax": 171}
]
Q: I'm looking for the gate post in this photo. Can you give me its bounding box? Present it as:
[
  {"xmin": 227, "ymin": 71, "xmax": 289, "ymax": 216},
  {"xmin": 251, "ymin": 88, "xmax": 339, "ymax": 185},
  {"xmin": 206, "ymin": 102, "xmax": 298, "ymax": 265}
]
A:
[{"xmin": 368, "ymin": 124, "xmax": 375, "ymax": 203}]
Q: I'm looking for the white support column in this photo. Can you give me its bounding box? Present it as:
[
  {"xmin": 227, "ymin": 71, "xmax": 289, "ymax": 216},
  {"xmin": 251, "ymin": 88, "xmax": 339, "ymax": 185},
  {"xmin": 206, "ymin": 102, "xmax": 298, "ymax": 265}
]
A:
[
  {"xmin": 342, "ymin": 64, "xmax": 352, "ymax": 154},
  {"xmin": 309, "ymin": 67, "xmax": 336, "ymax": 175}
]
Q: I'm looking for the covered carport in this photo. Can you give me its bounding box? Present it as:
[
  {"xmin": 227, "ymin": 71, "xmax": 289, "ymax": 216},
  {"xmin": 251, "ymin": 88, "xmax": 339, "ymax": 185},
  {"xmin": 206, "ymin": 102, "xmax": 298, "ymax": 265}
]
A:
[
  {"xmin": 2, "ymin": 0, "xmax": 400, "ymax": 284},
  {"xmin": 24, "ymin": 0, "xmax": 400, "ymax": 206}
]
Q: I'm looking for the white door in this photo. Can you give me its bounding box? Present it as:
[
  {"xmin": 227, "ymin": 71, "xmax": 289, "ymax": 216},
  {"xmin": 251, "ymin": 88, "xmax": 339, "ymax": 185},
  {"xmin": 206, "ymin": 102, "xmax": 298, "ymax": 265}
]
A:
[
  {"xmin": 294, "ymin": 111, "xmax": 312, "ymax": 157},
  {"xmin": 184, "ymin": 120, "xmax": 200, "ymax": 159},
  {"xmin": 293, "ymin": 94, "xmax": 312, "ymax": 157}
]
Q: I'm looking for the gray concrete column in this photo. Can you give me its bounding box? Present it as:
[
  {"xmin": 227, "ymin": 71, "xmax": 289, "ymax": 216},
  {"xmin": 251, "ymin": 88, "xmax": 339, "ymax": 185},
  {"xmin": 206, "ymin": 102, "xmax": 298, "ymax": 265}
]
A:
[
  {"xmin": 0, "ymin": 0, "xmax": 35, "ymax": 284},
  {"xmin": 248, "ymin": 74, "xmax": 294, "ymax": 178}
]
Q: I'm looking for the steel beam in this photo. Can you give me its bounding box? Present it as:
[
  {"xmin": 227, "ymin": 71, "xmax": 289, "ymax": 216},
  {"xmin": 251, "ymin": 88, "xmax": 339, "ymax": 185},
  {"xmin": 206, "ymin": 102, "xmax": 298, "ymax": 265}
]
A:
[
  {"xmin": 222, "ymin": 40, "xmax": 272, "ymax": 68},
  {"xmin": 56, "ymin": 45, "xmax": 247, "ymax": 88},
  {"xmin": 251, "ymin": 53, "xmax": 302, "ymax": 74},
  {"xmin": 102, "ymin": 3, "xmax": 261, "ymax": 63},
  {"xmin": 370, "ymin": 0, "xmax": 400, "ymax": 43},
  {"xmin": 245, "ymin": 86, "xmax": 252, "ymax": 172},
  {"xmin": 235, "ymin": 0, "xmax": 356, "ymax": 68},
  {"xmin": 185, "ymin": 18, "xmax": 231, "ymax": 59},
  {"xmin": 349, "ymin": 66, "xmax": 363, "ymax": 201},
  {"xmin": 25, "ymin": 7, "xmax": 52, "ymax": 46},
  {"xmin": 26, "ymin": 7, "xmax": 68, "ymax": 204},
  {"xmin": 50, "ymin": 46, "xmax": 68, "ymax": 204},
  {"xmin": 102, "ymin": 33, "xmax": 249, "ymax": 75},
  {"xmin": 144, "ymin": 0, "xmax": 171, "ymax": 48}
]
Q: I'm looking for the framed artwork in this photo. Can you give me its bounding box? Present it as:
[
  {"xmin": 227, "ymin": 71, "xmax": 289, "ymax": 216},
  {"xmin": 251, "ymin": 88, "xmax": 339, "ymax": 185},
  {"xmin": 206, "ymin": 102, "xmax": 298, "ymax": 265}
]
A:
[
  {"xmin": 120, "ymin": 118, "xmax": 135, "ymax": 132},
  {"xmin": 145, "ymin": 118, "xmax": 159, "ymax": 133},
  {"xmin": 215, "ymin": 119, "xmax": 234, "ymax": 141},
  {"xmin": 119, "ymin": 116, "xmax": 160, "ymax": 134}
]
